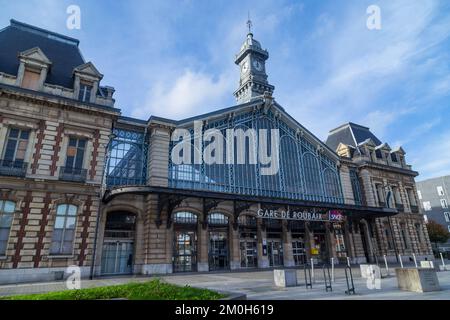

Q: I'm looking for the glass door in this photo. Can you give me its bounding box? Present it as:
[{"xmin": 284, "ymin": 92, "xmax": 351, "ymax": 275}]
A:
[
  {"xmin": 240, "ymin": 239, "xmax": 257, "ymax": 268},
  {"xmin": 267, "ymin": 240, "xmax": 283, "ymax": 267},
  {"xmin": 101, "ymin": 241, "xmax": 133, "ymax": 275},
  {"xmin": 209, "ymin": 231, "xmax": 229, "ymax": 271},
  {"xmin": 173, "ymin": 231, "xmax": 197, "ymax": 272},
  {"xmin": 292, "ymin": 234, "xmax": 306, "ymax": 266}
]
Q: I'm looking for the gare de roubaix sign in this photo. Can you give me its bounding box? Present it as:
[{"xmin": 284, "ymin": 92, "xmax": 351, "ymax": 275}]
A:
[{"xmin": 257, "ymin": 208, "xmax": 344, "ymax": 222}]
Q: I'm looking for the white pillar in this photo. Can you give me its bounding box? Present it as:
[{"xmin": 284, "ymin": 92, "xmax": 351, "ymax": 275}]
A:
[
  {"xmin": 331, "ymin": 257, "xmax": 335, "ymax": 282},
  {"xmin": 383, "ymin": 254, "xmax": 389, "ymax": 276}
]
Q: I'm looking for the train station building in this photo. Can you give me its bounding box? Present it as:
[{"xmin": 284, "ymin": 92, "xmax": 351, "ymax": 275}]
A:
[{"xmin": 0, "ymin": 20, "xmax": 432, "ymax": 283}]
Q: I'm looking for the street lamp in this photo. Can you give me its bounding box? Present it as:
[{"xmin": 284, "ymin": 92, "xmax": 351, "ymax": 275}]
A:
[{"xmin": 89, "ymin": 132, "xmax": 117, "ymax": 280}]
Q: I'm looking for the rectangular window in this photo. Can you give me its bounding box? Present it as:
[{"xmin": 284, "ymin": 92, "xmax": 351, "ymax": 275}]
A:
[
  {"xmin": 406, "ymin": 188, "xmax": 417, "ymax": 206},
  {"xmin": 349, "ymin": 169, "xmax": 363, "ymax": 205},
  {"xmin": 444, "ymin": 212, "xmax": 450, "ymax": 223},
  {"xmin": 78, "ymin": 83, "xmax": 92, "ymax": 102},
  {"xmin": 448, "ymin": 225, "xmax": 450, "ymax": 233},
  {"xmin": 414, "ymin": 224, "xmax": 422, "ymax": 243},
  {"xmin": 376, "ymin": 184, "xmax": 385, "ymax": 204},
  {"xmin": 0, "ymin": 200, "xmax": 15, "ymax": 255},
  {"xmin": 375, "ymin": 149, "xmax": 383, "ymax": 159},
  {"xmin": 21, "ymin": 69, "xmax": 40, "ymax": 90},
  {"xmin": 441, "ymin": 199, "xmax": 448, "ymax": 209},
  {"xmin": 422, "ymin": 201, "xmax": 431, "ymax": 211},
  {"xmin": 383, "ymin": 222, "xmax": 394, "ymax": 250},
  {"xmin": 437, "ymin": 186, "xmax": 445, "ymax": 196},
  {"xmin": 390, "ymin": 153, "xmax": 398, "ymax": 162},
  {"xmin": 2, "ymin": 128, "xmax": 30, "ymax": 164},
  {"xmin": 400, "ymin": 223, "xmax": 409, "ymax": 249},
  {"xmin": 65, "ymin": 137, "xmax": 87, "ymax": 169},
  {"xmin": 50, "ymin": 204, "xmax": 77, "ymax": 255},
  {"xmin": 392, "ymin": 186, "xmax": 401, "ymax": 204}
]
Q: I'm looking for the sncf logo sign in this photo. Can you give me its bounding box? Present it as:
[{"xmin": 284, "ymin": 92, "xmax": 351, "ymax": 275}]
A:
[{"xmin": 329, "ymin": 210, "xmax": 344, "ymax": 221}]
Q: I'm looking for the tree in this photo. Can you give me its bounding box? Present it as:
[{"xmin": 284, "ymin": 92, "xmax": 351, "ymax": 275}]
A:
[{"xmin": 426, "ymin": 220, "xmax": 450, "ymax": 251}]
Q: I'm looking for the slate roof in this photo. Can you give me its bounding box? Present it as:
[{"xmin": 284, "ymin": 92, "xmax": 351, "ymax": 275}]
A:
[
  {"xmin": 325, "ymin": 122, "xmax": 382, "ymax": 152},
  {"xmin": 0, "ymin": 20, "xmax": 85, "ymax": 88}
]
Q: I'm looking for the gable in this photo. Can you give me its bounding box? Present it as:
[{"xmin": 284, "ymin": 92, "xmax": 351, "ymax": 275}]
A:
[
  {"xmin": 74, "ymin": 62, "xmax": 103, "ymax": 79},
  {"xmin": 173, "ymin": 99, "xmax": 339, "ymax": 162},
  {"xmin": 168, "ymin": 100, "xmax": 343, "ymax": 202},
  {"xmin": 19, "ymin": 47, "xmax": 51, "ymax": 65}
]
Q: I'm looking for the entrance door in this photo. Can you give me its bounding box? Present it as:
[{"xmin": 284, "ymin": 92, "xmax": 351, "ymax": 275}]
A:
[
  {"xmin": 240, "ymin": 239, "xmax": 257, "ymax": 268},
  {"xmin": 267, "ymin": 240, "xmax": 283, "ymax": 267},
  {"xmin": 209, "ymin": 231, "xmax": 229, "ymax": 271},
  {"xmin": 313, "ymin": 233, "xmax": 329, "ymax": 264},
  {"xmin": 292, "ymin": 234, "xmax": 306, "ymax": 265},
  {"xmin": 359, "ymin": 223, "xmax": 371, "ymax": 263},
  {"xmin": 173, "ymin": 231, "xmax": 197, "ymax": 272},
  {"xmin": 101, "ymin": 211, "xmax": 135, "ymax": 275},
  {"xmin": 101, "ymin": 241, "xmax": 133, "ymax": 275}
]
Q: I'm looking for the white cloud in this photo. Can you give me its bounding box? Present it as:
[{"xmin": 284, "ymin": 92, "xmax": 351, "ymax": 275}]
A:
[
  {"xmin": 412, "ymin": 130, "xmax": 450, "ymax": 180},
  {"xmin": 391, "ymin": 117, "xmax": 441, "ymax": 148},
  {"xmin": 133, "ymin": 69, "xmax": 234, "ymax": 119},
  {"xmin": 0, "ymin": 0, "xmax": 67, "ymax": 32},
  {"xmin": 280, "ymin": 0, "xmax": 450, "ymax": 141},
  {"xmin": 362, "ymin": 107, "xmax": 416, "ymax": 138}
]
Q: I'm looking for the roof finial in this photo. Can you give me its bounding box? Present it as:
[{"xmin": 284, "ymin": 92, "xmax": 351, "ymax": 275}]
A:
[{"xmin": 247, "ymin": 11, "xmax": 253, "ymax": 35}]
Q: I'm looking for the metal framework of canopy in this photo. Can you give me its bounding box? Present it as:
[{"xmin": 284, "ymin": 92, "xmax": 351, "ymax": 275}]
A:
[{"xmin": 103, "ymin": 185, "xmax": 398, "ymax": 230}]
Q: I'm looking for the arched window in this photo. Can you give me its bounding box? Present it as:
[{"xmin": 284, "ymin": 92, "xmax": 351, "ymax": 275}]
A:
[
  {"xmin": 104, "ymin": 212, "xmax": 136, "ymax": 239},
  {"xmin": 173, "ymin": 212, "xmax": 198, "ymax": 224},
  {"xmin": 0, "ymin": 200, "xmax": 15, "ymax": 255},
  {"xmin": 50, "ymin": 204, "xmax": 77, "ymax": 255},
  {"xmin": 303, "ymin": 153, "xmax": 322, "ymax": 198},
  {"xmin": 323, "ymin": 168, "xmax": 341, "ymax": 201},
  {"xmin": 208, "ymin": 213, "xmax": 229, "ymax": 225},
  {"xmin": 238, "ymin": 215, "xmax": 256, "ymax": 228}
]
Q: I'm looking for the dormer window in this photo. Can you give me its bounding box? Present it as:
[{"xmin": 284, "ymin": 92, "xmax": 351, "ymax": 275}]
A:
[
  {"xmin": 16, "ymin": 47, "xmax": 51, "ymax": 91},
  {"xmin": 78, "ymin": 82, "xmax": 92, "ymax": 102},
  {"xmin": 21, "ymin": 68, "xmax": 41, "ymax": 90},
  {"xmin": 390, "ymin": 153, "xmax": 398, "ymax": 162},
  {"xmin": 375, "ymin": 149, "xmax": 383, "ymax": 159},
  {"xmin": 73, "ymin": 62, "xmax": 103, "ymax": 104}
]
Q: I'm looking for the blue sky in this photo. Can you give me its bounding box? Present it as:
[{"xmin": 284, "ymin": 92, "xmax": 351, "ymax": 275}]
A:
[{"xmin": 1, "ymin": 0, "xmax": 450, "ymax": 180}]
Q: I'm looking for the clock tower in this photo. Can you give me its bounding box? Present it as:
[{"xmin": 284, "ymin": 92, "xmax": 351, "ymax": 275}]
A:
[{"xmin": 233, "ymin": 20, "xmax": 274, "ymax": 104}]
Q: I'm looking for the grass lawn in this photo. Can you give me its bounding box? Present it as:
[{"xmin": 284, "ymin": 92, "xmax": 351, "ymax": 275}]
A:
[{"xmin": 2, "ymin": 279, "xmax": 226, "ymax": 300}]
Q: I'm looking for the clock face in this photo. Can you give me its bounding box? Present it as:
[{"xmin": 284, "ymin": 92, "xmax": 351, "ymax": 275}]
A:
[
  {"xmin": 242, "ymin": 61, "xmax": 249, "ymax": 73},
  {"xmin": 253, "ymin": 60, "xmax": 263, "ymax": 71}
]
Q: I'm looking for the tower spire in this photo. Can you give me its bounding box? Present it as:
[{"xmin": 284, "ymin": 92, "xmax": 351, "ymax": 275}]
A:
[
  {"xmin": 234, "ymin": 15, "xmax": 274, "ymax": 104},
  {"xmin": 247, "ymin": 12, "xmax": 252, "ymax": 34}
]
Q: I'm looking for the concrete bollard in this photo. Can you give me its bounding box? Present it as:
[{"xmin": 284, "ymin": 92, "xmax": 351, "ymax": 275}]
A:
[
  {"xmin": 440, "ymin": 253, "xmax": 446, "ymax": 268},
  {"xmin": 310, "ymin": 258, "xmax": 315, "ymax": 283},
  {"xmin": 347, "ymin": 257, "xmax": 351, "ymax": 267}
]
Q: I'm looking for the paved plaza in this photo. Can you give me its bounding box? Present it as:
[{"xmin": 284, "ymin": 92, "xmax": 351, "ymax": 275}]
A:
[{"xmin": 0, "ymin": 264, "xmax": 449, "ymax": 300}]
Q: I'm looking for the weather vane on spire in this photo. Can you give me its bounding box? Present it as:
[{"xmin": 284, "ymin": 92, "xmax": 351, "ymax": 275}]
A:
[{"xmin": 247, "ymin": 11, "xmax": 252, "ymax": 34}]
